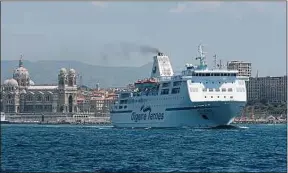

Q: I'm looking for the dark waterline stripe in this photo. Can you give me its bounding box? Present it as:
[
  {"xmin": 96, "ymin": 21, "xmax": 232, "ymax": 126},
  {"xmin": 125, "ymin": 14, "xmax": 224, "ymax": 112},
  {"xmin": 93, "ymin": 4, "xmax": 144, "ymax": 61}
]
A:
[
  {"xmin": 110, "ymin": 110, "xmax": 133, "ymax": 114},
  {"xmin": 166, "ymin": 106, "xmax": 218, "ymax": 111}
]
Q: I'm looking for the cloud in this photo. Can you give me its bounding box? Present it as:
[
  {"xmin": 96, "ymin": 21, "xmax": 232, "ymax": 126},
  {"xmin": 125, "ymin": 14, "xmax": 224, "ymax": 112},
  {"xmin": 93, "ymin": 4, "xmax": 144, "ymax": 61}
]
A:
[
  {"xmin": 91, "ymin": 1, "xmax": 107, "ymax": 8},
  {"xmin": 169, "ymin": 2, "xmax": 223, "ymax": 13},
  {"xmin": 169, "ymin": 2, "xmax": 285, "ymax": 21},
  {"xmin": 169, "ymin": 3, "xmax": 189, "ymax": 13}
]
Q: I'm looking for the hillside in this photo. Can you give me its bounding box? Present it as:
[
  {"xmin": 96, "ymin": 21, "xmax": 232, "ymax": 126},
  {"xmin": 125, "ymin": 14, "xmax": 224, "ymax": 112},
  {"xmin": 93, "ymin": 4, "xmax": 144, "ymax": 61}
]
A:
[{"xmin": 1, "ymin": 60, "xmax": 153, "ymax": 88}]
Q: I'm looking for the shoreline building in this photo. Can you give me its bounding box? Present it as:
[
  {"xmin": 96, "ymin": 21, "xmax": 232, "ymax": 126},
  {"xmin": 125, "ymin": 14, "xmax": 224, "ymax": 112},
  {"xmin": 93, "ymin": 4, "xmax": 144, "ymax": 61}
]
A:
[
  {"xmin": 227, "ymin": 61, "xmax": 252, "ymax": 77},
  {"xmin": 246, "ymin": 76, "xmax": 287, "ymax": 104},
  {"xmin": 1, "ymin": 58, "xmax": 78, "ymax": 113}
]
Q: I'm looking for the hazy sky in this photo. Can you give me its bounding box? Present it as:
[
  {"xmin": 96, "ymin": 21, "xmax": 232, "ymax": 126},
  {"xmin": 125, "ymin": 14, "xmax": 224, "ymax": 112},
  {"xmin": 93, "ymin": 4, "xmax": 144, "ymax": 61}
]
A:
[{"xmin": 2, "ymin": 2, "xmax": 286, "ymax": 77}]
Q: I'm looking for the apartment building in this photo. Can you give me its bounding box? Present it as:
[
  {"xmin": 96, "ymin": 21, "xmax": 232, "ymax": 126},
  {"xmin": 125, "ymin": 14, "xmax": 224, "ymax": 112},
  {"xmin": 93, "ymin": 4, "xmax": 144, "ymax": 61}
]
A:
[
  {"xmin": 246, "ymin": 76, "xmax": 287, "ymax": 104},
  {"xmin": 227, "ymin": 61, "xmax": 252, "ymax": 77}
]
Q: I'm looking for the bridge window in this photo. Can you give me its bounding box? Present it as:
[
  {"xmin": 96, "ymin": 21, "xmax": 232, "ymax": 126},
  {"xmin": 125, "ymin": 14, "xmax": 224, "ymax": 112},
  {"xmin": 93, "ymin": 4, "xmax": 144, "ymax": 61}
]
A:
[
  {"xmin": 172, "ymin": 88, "xmax": 180, "ymax": 94},
  {"xmin": 222, "ymin": 88, "xmax": 226, "ymax": 92},
  {"xmin": 120, "ymin": 93, "xmax": 130, "ymax": 98},
  {"xmin": 161, "ymin": 89, "xmax": 169, "ymax": 95},
  {"xmin": 120, "ymin": 100, "xmax": 128, "ymax": 104},
  {"xmin": 162, "ymin": 82, "xmax": 170, "ymax": 88},
  {"xmin": 202, "ymin": 88, "xmax": 207, "ymax": 92},
  {"xmin": 173, "ymin": 81, "xmax": 181, "ymax": 86},
  {"xmin": 209, "ymin": 88, "xmax": 213, "ymax": 92},
  {"xmin": 215, "ymin": 88, "xmax": 220, "ymax": 92},
  {"xmin": 228, "ymin": 88, "xmax": 233, "ymax": 92}
]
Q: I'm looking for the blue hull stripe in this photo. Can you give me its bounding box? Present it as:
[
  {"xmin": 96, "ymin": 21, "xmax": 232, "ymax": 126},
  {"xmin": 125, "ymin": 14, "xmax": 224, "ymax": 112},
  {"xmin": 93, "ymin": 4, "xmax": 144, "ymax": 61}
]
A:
[
  {"xmin": 111, "ymin": 110, "xmax": 133, "ymax": 114},
  {"xmin": 166, "ymin": 106, "xmax": 218, "ymax": 111}
]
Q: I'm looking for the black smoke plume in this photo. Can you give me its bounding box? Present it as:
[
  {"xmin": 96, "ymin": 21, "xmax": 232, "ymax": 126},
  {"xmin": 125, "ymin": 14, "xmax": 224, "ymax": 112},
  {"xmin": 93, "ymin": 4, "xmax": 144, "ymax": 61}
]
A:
[{"xmin": 99, "ymin": 42, "xmax": 160, "ymax": 62}]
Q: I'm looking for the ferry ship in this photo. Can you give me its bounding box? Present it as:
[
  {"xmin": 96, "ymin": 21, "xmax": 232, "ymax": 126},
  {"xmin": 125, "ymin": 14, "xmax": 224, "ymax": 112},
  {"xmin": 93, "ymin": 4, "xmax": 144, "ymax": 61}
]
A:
[{"xmin": 110, "ymin": 45, "xmax": 248, "ymax": 128}]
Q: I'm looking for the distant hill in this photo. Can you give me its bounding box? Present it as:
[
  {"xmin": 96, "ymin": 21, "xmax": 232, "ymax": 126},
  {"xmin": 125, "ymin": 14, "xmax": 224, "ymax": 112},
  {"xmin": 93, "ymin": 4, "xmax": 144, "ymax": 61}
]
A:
[{"xmin": 1, "ymin": 60, "xmax": 153, "ymax": 88}]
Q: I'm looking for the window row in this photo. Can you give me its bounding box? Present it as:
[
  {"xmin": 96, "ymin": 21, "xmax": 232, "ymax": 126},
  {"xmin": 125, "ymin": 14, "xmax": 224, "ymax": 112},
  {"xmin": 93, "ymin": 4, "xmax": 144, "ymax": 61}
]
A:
[
  {"xmin": 161, "ymin": 87, "xmax": 181, "ymax": 95},
  {"xmin": 162, "ymin": 81, "xmax": 182, "ymax": 88},
  {"xmin": 202, "ymin": 88, "xmax": 233, "ymax": 92},
  {"xmin": 26, "ymin": 95, "xmax": 51, "ymax": 102},
  {"xmin": 192, "ymin": 73, "xmax": 237, "ymax": 77},
  {"xmin": 204, "ymin": 96, "xmax": 234, "ymax": 99}
]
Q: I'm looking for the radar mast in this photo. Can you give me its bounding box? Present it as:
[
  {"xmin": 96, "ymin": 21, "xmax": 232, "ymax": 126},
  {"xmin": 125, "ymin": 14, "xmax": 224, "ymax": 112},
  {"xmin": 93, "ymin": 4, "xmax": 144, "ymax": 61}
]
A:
[{"xmin": 195, "ymin": 44, "xmax": 207, "ymax": 70}]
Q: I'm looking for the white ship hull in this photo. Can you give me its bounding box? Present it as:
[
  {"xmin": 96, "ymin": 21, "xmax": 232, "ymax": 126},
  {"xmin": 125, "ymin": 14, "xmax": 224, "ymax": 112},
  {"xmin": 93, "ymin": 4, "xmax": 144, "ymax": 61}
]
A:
[
  {"xmin": 110, "ymin": 46, "xmax": 247, "ymax": 128},
  {"xmin": 111, "ymin": 101, "xmax": 245, "ymax": 128}
]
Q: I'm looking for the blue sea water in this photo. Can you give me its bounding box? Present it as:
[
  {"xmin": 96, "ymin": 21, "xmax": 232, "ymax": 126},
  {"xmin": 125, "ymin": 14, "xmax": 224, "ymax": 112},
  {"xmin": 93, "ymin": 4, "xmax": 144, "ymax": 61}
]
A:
[{"xmin": 1, "ymin": 124, "xmax": 287, "ymax": 172}]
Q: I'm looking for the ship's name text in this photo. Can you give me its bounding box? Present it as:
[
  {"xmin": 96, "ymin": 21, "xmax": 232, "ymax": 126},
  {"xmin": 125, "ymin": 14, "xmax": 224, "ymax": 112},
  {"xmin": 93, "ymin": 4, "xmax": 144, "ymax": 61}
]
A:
[{"xmin": 131, "ymin": 112, "xmax": 164, "ymax": 122}]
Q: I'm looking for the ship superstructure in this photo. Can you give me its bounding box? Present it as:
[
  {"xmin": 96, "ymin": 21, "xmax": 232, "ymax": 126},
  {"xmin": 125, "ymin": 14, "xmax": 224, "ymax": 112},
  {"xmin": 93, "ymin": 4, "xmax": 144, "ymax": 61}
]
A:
[{"xmin": 110, "ymin": 45, "xmax": 247, "ymax": 128}]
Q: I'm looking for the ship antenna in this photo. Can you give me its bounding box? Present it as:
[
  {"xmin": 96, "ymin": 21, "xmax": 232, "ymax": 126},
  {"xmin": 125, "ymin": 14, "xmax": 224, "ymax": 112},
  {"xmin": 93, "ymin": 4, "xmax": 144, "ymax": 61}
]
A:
[
  {"xmin": 219, "ymin": 59, "xmax": 222, "ymax": 69},
  {"xmin": 213, "ymin": 54, "xmax": 217, "ymax": 69}
]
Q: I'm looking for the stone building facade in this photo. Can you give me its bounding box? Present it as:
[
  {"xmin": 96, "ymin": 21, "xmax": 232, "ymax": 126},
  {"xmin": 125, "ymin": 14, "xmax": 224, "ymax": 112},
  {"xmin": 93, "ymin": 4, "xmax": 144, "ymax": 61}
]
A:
[{"xmin": 1, "ymin": 58, "xmax": 78, "ymax": 113}]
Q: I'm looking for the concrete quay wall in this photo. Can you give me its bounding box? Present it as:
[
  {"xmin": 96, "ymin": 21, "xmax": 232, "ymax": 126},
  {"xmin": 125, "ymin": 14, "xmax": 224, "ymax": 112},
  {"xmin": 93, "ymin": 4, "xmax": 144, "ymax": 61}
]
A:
[{"xmin": 5, "ymin": 113, "xmax": 111, "ymax": 124}]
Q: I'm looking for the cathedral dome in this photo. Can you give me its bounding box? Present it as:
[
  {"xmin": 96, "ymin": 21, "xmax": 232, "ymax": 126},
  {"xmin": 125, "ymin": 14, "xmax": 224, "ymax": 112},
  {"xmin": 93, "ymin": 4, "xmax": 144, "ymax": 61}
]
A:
[
  {"xmin": 20, "ymin": 89, "xmax": 27, "ymax": 94},
  {"xmin": 13, "ymin": 66, "xmax": 29, "ymax": 79},
  {"xmin": 29, "ymin": 80, "xmax": 35, "ymax": 85},
  {"xmin": 4, "ymin": 79, "xmax": 10, "ymax": 85},
  {"xmin": 60, "ymin": 68, "xmax": 67, "ymax": 75},
  {"xmin": 68, "ymin": 68, "xmax": 76, "ymax": 75},
  {"xmin": 4, "ymin": 79, "xmax": 18, "ymax": 87},
  {"xmin": 13, "ymin": 56, "xmax": 30, "ymax": 80}
]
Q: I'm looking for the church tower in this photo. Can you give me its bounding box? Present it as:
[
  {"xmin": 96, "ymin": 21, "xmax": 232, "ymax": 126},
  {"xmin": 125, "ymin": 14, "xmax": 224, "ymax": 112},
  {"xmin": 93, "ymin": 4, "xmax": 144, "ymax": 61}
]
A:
[
  {"xmin": 58, "ymin": 68, "xmax": 67, "ymax": 112},
  {"xmin": 57, "ymin": 68, "xmax": 78, "ymax": 113}
]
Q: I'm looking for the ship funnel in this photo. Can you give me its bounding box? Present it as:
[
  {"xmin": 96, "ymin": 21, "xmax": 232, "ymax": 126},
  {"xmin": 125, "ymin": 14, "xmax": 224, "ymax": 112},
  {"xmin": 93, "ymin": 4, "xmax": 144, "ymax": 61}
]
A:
[
  {"xmin": 157, "ymin": 52, "xmax": 164, "ymax": 56},
  {"xmin": 150, "ymin": 52, "xmax": 174, "ymax": 78}
]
